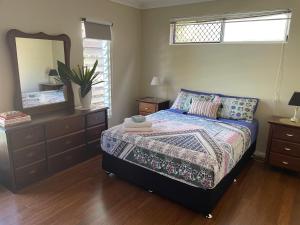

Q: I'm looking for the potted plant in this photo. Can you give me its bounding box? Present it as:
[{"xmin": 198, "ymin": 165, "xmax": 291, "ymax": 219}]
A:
[{"xmin": 57, "ymin": 60, "xmax": 103, "ymax": 109}]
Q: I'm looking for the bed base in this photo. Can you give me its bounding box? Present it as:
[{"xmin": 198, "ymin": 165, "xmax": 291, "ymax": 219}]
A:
[{"xmin": 102, "ymin": 141, "xmax": 256, "ymax": 217}]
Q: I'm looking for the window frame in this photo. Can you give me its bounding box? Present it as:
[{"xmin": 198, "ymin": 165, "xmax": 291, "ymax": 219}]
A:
[{"xmin": 170, "ymin": 10, "xmax": 292, "ymax": 45}]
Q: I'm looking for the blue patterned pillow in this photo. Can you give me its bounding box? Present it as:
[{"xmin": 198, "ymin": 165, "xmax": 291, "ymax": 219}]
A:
[
  {"xmin": 171, "ymin": 91, "xmax": 215, "ymax": 112},
  {"xmin": 218, "ymin": 97, "xmax": 258, "ymax": 121}
]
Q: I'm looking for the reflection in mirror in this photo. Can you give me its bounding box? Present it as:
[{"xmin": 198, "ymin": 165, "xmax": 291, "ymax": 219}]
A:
[{"xmin": 15, "ymin": 38, "xmax": 66, "ymax": 108}]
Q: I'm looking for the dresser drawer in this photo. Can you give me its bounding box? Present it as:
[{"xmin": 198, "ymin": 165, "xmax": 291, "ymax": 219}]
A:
[
  {"xmin": 46, "ymin": 116, "xmax": 85, "ymax": 139},
  {"xmin": 10, "ymin": 125, "xmax": 45, "ymax": 150},
  {"xmin": 269, "ymin": 153, "xmax": 300, "ymax": 172},
  {"xmin": 273, "ymin": 125, "xmax": 300, "ymax": 143},
  {"xmin": 48, "ymin": 145, "xmax": 84, "ymax": 174},
  {"xmin": 86, "ymin": 140, "xmax": 101, "ymax": 158},
  {"xmin": 47, "ymin": 131, "xmax": 85, "ymax": 156},
  {"xmin": 86, "ymin": 111, "xmax": 106, "ymax": 128},
  {"xmin": 139, "ymin": 102, "xmax": 156, "ymax": 113},
  {"xmin": 86, "ymin": 124, "xmax": 106, "ymax": 142},
  {"xmin": 270, "ymin": 139, "xmax": 300, "ymax": 158},
  {"xmin": 13, "ymin": 143, "xmax": 46, "ymax": 168},
  {"xmin": 15, "ymin": 160, "xmax": 47, "ymax": 188}
]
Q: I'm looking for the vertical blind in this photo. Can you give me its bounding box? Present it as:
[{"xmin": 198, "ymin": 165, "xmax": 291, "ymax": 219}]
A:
[{"xmin": 82, "ymin": 20, "xmax": 112, "ymax": 116}]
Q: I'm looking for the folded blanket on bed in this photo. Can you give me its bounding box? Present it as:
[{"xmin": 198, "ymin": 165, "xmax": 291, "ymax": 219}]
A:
[
  {"xmin": 123, "ymin": 127, "xmax": 153, "ymax": 132},
  {"xmin": 123, "ymin": 118, "xmax": 152, "ymax": 128}
]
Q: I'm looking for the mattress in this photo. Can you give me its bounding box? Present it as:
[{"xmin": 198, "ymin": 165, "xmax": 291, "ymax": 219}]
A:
[{"xmin": 101, "ymin": 110, "xmax": 255, "ymax": 190}]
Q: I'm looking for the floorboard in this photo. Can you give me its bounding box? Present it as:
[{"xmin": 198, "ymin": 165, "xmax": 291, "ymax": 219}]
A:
[{"xmin": 0, "ymin": 156, "xmax": 299, "ymax": 225}]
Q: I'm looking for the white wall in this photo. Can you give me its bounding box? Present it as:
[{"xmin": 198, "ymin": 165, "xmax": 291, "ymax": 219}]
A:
[
  {"xmin": 140, "ymin": 0, "xmax": 300, "ymax": 156},
  {"xmin": 0, "ymin": 0, "xmax": 141, "ymax": 126}
]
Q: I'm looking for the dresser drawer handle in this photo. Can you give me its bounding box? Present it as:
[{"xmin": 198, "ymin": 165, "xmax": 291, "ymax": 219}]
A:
[
  {"xmin": 144, "ymin": 107, "xmax": 149, "ymax": 110},
  {"xmin": 66, "ymin": 156, "xmax": 72, "ymax": 161},
  {"xmin": 284, "ymin": 147, "xmax": 292, "ymax": 151},
  {"xmin": 27, "ymin": 152, "xmax": 34, "ymax": 157},
  {"xmin": 286, "ymin": 133, "xmax": 294, "ymax": 137},
  {"xmin": 25, "ymin": 134, "xmax": 32, "ymax": 139},
  {"xmin": 65, "ymin": 140, "xmax": 72, "ymax": 145},
  {"xmin": 29, "ymin": 169, "xmax": 37, "ymax": 175},
  {"xmin": 282, "ymin": 161, "xmax": 289, "ymax": 165}
]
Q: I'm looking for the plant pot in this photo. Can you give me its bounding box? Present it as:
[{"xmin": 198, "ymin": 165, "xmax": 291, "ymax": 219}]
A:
[{"xmin": 79, "ymin": 89, "xmax": 92, "ymax": 109}]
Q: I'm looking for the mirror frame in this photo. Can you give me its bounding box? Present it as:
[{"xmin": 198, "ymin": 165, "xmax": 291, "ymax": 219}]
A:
[{"xmin": 7, "ymin": 29, "xmax": 74, "ymax": 115}]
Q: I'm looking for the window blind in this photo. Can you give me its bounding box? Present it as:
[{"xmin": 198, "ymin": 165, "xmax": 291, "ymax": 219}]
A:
[{"xmin": 82, "ymin": 20, "xmax": 112, "ymax": 116}]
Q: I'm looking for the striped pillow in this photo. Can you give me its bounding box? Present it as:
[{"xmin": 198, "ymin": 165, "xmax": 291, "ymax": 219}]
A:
[{"xmin": 188, "ymin": 98, "xmax": 221, "ymax": 119}]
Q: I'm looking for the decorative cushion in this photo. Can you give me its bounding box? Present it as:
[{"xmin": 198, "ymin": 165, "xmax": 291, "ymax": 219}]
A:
[
  {"xmin": 171, "ymin": 90, "xmax": 215, "ymax": 112},
  {"xmin": 218, "ymin": 97, "xmax": 259, "ymax": 121},
  {"xmin": 188, "ymin": 98, "xmax": 221, "ymax": 119}
]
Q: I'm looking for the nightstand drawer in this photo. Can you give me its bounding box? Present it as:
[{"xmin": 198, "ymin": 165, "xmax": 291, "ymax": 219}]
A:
[
  {"xmin": 139, "ymin": 102, "xmax": 156, "ymax": 113},
  {"xmin": 269, "ymin": 153, "xmax": 300, "ymax": 172},
  {"xmin": 271, "ymin": 139, "xmax": 300, "ymax": 157},
  {"xmin": 273, "ymin": 125, "xmax": 300, "ymax": 143}
]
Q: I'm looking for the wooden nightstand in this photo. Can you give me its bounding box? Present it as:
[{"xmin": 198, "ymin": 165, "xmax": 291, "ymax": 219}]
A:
[
  {"xmin": 266, "ymin": 117, "xmax": 300, "ymax": 172},
  {"xmin": 137, "ymin": 97, "xmax": 169, "ymax": 116},
  {"xmin": 39, "ymin": 83, "xmax": 64, "ymax": 91}
]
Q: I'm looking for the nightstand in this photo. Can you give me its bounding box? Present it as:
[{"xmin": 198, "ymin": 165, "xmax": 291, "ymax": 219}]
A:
[
  {"xmin": 137, "ymin": 97, "xmax": 169, "ymax": 116},
  {"xmin": 266, "ymin": 117, "xmax": 300, "ymax": 172},
  {"xmin": 39, "ymin": 83, "xmax": 64, "ymax": 91}
]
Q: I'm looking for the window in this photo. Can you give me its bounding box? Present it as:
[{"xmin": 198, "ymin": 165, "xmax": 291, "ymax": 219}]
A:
[
  {"xmin": 82, "ymin": 21, "xmax": 112, "ymax": 116},
  {"xmin": 170, "ymin": 11, "xmax": 292, "ymax": 44}
]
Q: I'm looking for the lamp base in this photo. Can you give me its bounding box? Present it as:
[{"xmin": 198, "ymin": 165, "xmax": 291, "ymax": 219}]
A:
[{"xmin": 291, "ymin": 107, "xmax": 299, "ymax": 123}]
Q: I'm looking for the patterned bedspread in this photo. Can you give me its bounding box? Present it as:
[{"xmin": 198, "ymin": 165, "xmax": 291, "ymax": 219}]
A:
[{"xmin": 101, "ymin": 110, "xmax": 252, "ymax": 189}]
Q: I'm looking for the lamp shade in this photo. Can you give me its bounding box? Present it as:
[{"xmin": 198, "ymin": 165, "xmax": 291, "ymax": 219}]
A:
[
  {"xmin": 289, "ymin": 92, "xmax": 300, "ymax": 106},
  {"xmin": 48, "ymin": 69, "xmax": 58, "ymax": 76},
  {"xmin": 150, "ymin": 76, "xmax": 161, "ymax": 86}
]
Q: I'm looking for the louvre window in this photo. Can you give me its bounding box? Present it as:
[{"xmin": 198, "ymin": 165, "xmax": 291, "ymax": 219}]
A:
[
  {"xmin": 82, "ymin": 21, "xmax": 112, "ymax": 116},
  {"xmin": 170, "ymin": 10, "xmax": 292, "ymax": 44}
]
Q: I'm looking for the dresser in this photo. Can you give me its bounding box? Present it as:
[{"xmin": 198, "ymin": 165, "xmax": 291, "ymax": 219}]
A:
[
  {"xmin": 0, "ymin": 107, "xmax": 108, "ymax": 192},
  {"xmin": 265, "ymin": 117, "xmax": 300, "ymax": 172},
  {"xmin": 137, "ymin": 97, "xmax": 169, "ymax": 116}
]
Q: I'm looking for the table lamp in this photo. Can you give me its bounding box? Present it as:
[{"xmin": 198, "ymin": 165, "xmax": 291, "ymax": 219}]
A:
[
  {"xmin": 48, "ymin": 69, "xmax": 59, "ymax": 84},
  {"xmin": 289, "ymin": 92, "xmax": 300, "ymax": 123},
  {"xmin": 151, "ymin": 76, "xmax": 161, "ymax": 100}
]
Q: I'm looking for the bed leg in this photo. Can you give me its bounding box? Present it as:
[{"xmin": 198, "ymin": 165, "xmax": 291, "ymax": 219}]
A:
[
  {"xmin": 104, "ymin": 170, "xmax": 112, "ymax": 175},
  {"xmin": 206, "ymin": 213, "xmax": 213, "ymax": 219}
]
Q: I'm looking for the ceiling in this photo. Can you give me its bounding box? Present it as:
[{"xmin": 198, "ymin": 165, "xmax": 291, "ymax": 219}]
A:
[{"xmin": 110, "ymin": 0, "xmax": 214, "ymax": 9}]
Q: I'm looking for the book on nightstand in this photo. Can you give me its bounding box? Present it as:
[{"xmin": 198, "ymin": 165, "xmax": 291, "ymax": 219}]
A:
[{"xmin": 0, "ymin": 111, "xmax": 31, "ymax": 128}]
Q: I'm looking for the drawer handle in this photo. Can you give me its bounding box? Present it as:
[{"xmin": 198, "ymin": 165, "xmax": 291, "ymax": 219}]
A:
[
  {"xmin": 284, "ymin": 147, "xmax": 292, "ymax": 151},
  {"xmin": 65, "ymin": 140, "xmax": 72, "ymax": 145},
  {"xmin": 282, "ymin": 161, "xmax": 289, "ymax": 165},
  {"xmin": 66, "ymin": 156, "xmax": 72, "ymax": 161},
  {"xmin": 286, "ymin": 133, "xmax": 294, "ymax": 137},
  {"xmin": 25, "ymin": 134, "xmax": 32, "ymax": 139},
  {"xmin": 29, "ymin": 169, "xmax": 36, "ymax": 175},
  {"xmin": 144, "ymin": 108, "xmax": 149, "ymax": 110},
  {"xmin": 27, "ymin": 152, "xmax": 34, "ymax": 157}
]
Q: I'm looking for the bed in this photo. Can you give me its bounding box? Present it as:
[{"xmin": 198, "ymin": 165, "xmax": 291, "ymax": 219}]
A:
[
  {"xmin": 101, "ymin": 108, "xmax": 258, "ymax": 217},
  {"xmin": 22, "ymin": 89, "xmax": 65, "ymax": 108}
]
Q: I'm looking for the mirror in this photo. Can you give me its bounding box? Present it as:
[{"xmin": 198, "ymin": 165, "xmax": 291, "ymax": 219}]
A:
[
  {"xmin": 16, "ymin": 38, "xmax": 66, "ymax": 108},
  {"xmin": 7, "ymin": 30, "xmax": 74, "ymax": 115}
]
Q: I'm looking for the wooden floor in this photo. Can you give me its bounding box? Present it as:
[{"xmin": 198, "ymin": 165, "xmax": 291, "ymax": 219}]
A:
[{"xmin": 0, "ymin": 156, "xmax": 300, "ymax": 225}]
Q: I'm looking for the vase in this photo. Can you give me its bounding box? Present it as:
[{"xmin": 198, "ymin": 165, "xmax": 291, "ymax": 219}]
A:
[{"xmin": 79, "ymin": 89, "xmax": 92, "ymax": 109}]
